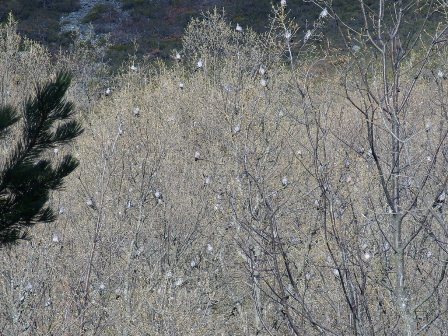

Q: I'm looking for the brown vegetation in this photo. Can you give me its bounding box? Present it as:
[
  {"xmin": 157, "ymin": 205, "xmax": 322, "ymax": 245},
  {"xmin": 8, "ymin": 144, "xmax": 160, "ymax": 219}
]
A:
[{"xmin": 1, "ymin": 1, "xmax": 448, "ymax": 335}]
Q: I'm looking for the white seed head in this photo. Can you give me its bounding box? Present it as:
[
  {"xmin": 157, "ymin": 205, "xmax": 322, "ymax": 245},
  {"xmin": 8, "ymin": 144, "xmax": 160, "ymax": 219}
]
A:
[
  {"xmin": 305, "ymin": 273, "xmax": 312, "ymax": 280},
  {"xmin": 236, "ymin": 23, "xmax": 243, "ymax": 32},
  {"xmin": 281, "ymin": 0, "xmax": 287, "ymax": 6},
  {"xmin": 52, "ymin": 234, "xmax": 59, "ymax": 243},
  {"xmin": 133, "ymin": 107, "xmax": 140, "ymax": 116},
  {"xmin": 130, "ymin": 64, "xmax": 138, "ymax": 71},
  {"xmin": 259, "ymin": 66, "xmax": 266, "ymax": 76},
  {"xmin": 190, "ymin": 260, "xmax": 197, "ymax": 268},
  {"xmin": 285, "ymin": 30, "xmax": 292, "ymax": 40},
  {"xmin": 363, "ymin": 252, "xmax": 371, "ymax": 261},
  {"xmin": 204, "ymin": 176, "xmax": 211, "ymax": 185},
  {"xmin": 175, "ymin": 278, "xmax": 183, "ymax": 287},
  {"xmin": 319, "ymin": 8, "xmax": 329, "ymax": 19},
  {"xmin": 207, "ymin": 243, "xmax": 213, "ymax": 252},
  {"xmin": 86, "ymin": 198, "xmax": 93, "ymax": 207},
  {"xmin": 99, "ymin": 283, "xmax": 106, "ymax": 290},
  {"xmin": 260, "ymin": 78, "xmax": 267, "ymax": 87},
  {"xmin": 58, "ymin": 207, "xmax": 65, "ymax": 214},
  {"xmin": 437, "ymin": 70, "xmax": 444, "ymax": 78},
  {"xmin": 175, "ymin": 52, "xmax": 181, "ymax": 60},
  {"xmin": 194, "ymin": 151, "xmax": 200, "ymax": 160},
  {"xmin": 333, "ymin": 268, "xmax": 340, "ymax": 277},
  {"xmin": 154, "ymin": 191, "xmax": 162, "ymax": 199},
  {"xmin": 282, "ymin": 176, "xmax": 288, "ymax": 186},
  {"xmin": 196, "ymin": 59, "xmax": 203, "ymax": 68},
  {"xmin": 352, "ymin": 45, "xmax": 361, "ymax": 52},
  {"xmin": 233, "ymin": 124, "xmax": 241, "ymax": 134},
  {"xmin": 179, "ymin": 82, "xmax": 184, "ymax": 89},
  {"xmin": 304, "ymin": 30, "xmax": 312, "ymax": 42},
  {"xmin": 105, "ymin": 87, "xmax": 111, "ymax": 96},
  {"xmin": 53, "ymin": 148, "xmax": 59, "ymax": 154}
]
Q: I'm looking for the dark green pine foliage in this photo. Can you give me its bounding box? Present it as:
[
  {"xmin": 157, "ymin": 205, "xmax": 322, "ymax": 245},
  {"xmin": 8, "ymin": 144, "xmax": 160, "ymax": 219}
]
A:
[{"xmin": 0, "ymin": 72, "xmax": 83, "ymax": 245}]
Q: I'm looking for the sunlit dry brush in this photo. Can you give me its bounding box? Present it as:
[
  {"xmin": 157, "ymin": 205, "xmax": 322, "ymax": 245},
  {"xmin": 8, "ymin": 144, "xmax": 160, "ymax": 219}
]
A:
[{"xmin": 1, "ymin": 2, "xmax": 448, "ymax": 335}]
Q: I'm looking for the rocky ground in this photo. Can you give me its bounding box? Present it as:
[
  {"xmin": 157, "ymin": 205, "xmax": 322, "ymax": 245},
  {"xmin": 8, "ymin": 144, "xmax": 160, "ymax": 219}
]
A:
[{"xmin": 60, "ymin": 0, "xmax": 129, "ymax": 42}]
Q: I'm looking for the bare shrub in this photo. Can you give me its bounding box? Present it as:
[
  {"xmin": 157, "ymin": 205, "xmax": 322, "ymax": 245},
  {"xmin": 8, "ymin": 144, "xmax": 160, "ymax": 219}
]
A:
[{"xmin": 1, "ymin": 2, "xmax": 447, "ymax": 335}]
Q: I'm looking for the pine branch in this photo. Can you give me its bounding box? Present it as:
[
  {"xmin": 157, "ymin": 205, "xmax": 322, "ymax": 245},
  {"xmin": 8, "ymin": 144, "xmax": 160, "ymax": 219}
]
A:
[
  {"xmin": 51, "ymin": 120, "xmax": 84, "ymax": 145},
  {"xmin": 0, "ymin": 106, "xmax": 20, "ymax": 139},
  {"xmin": 0, "ymin": 71, "xmax": 83, "ymax": 246}
]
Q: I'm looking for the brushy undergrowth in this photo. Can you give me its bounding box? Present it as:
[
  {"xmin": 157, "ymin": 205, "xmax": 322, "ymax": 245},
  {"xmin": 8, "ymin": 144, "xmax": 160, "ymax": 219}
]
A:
[{"xmin": 1, "ymin": 3, "xmax": 448, "ymax": 335}]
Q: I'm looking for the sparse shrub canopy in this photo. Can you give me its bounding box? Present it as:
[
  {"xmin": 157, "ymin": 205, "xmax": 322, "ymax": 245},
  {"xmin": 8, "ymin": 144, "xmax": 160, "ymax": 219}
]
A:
[{"xmin": 0, "ymin": 2, "xmax": 447, "ymax": 335}]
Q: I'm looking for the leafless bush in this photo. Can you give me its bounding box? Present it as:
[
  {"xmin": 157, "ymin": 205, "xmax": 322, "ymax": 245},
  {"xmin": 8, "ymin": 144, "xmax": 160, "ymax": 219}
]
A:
[{"xmin": 1, "ymin": 2, "xmax": 447, "ymax": 335}]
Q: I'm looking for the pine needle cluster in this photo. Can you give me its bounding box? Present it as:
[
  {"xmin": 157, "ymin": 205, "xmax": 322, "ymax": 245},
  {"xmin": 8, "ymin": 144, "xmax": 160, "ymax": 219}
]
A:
[{"xmin": 0, "ymin": 72, "xmax": 83, "ymax": 245}]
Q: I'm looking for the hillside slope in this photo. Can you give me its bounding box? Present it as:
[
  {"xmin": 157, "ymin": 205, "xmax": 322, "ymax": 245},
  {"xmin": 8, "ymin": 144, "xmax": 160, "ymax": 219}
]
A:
[{"xmin": 0, "ymin": 0, "xmax": 318, "ymax": 62}]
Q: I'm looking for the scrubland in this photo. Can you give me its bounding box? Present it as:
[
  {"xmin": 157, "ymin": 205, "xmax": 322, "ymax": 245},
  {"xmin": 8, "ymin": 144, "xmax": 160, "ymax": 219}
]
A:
[{"xmin": 1, "ymin": 2, "xmax": 448, "ymax": 335}]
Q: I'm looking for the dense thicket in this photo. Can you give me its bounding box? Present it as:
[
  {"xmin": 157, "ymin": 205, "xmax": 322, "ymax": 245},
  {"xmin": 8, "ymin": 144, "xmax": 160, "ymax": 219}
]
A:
[{"xmin": 0, "ymin": 1, "xmax": 447, "ymax": 335}]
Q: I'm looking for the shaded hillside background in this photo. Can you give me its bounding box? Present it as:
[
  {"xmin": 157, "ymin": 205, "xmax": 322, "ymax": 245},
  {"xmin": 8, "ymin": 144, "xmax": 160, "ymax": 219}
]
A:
[{"xmin": 0, "ymin": 0, "xmax": 366, "ymax": 66}]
